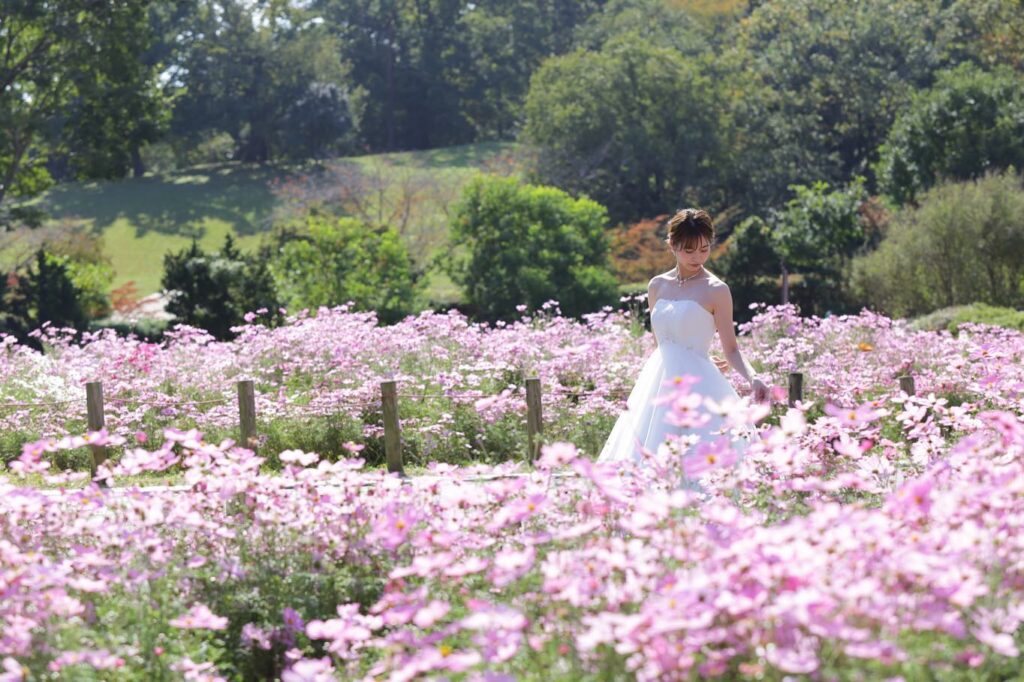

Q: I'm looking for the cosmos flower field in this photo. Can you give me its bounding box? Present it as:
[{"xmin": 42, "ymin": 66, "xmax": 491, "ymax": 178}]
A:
[{"xmin": 2, "ymin": 302, "xmax": 1024, "ymax": 680}]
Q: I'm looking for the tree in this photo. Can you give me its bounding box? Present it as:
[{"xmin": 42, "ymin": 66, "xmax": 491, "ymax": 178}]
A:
[
  {"xmin": 311, "ymin": 0, "xmax": 605, "ymax": 150},
  {"xmin": 169, "ymin": 0, "xmax": 357, "ymax": 163},
  {"xmin": 456, "ymin": 0, "xmax": 606, "ymax": 140},
  {"xmin": 442, "ymin": 175, "xmax": 619, "ymax": 321},
  {"xmin": 268, "ymin": 213, "xmax": 420, "ymax": 325},
  {"xmin": 311, "ymin": 0, "xmax": 469, "ymax": 151},
  {"xmin": 523, "ymin": 38, "xmax": 729, "ymax": 223},
  {"xmin": 23, "ymin": 250, "xmax": 90, "ymax": 332},
  {"xmin": 162, "ymin": 235, "xmax": 282, "ymax": 339},
  {"xmin": 607, "ymin": 215, "xmax": 675, "ymax": 286},
  {"xmin": 0, "ymin": 269, "xmax": 31, "ymax": 340},
  {"xmin": 765, "ymin": 178, "xmax": 868, "ymax": 315},
  {"xmin": 58, "ymin": 1, "xmax": 168, "ymax": 179},
  {"xmin": 876, "ymin": 64, "xmax": 1024, "ymax": 205},
  {"xmin": 852, "ymin": 171, "xmax": 1024, "ymax": 318},
  {"xmin": 0, "ymin": 0, "xmax": 161, "ymax": 207},
  {"xmin": 722, "ymin": 0, "xmax": 966, "ymax": 213},
  {"xmin": 710, "ymin": 216, "xmax": 781, "ymax": 320}
]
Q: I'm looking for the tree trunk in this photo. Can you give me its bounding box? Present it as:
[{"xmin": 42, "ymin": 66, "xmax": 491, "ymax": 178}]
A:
[
  {"xmin": 0, "ymin": 132, "xmax": 29, "ymax": 209},
  {"xmin": 131, "ymin": 143, "xmax": 145, "ymax": 178},
  {"xmin": 385, "ymin": 44, "xmax": 396, "ymax": 150},
  {"xmin": 781, "ymin": 260, "xmax": 790, "ymax": 305}
]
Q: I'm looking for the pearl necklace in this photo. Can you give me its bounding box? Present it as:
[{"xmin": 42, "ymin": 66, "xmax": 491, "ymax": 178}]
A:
[{"xmin": 675, "ymin": 267, "xmax": 704, "ymax": 285}]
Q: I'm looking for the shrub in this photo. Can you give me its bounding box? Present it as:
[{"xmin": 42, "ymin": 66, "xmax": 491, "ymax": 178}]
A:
[
  {"xmin": 162, "ymin": 235, "xmax": 282, "ymax": 340},
  {"xmin": 852, "ymin": 171, "xmax": 1024, "ymax": 317},
  {"xmin": 607, "ymin": 215, "xmax": 675, "ymax": 286},
  {"xmin": 909, "ymin": 303, "xmax": 1024, "ymax": 334},
  {"xmin": 268, "ymin": 213, "xmax": 420, "ymax": 325},
  {"xmin": 442, "ymin": 175, "xmax": 619, "ymax": 321}
]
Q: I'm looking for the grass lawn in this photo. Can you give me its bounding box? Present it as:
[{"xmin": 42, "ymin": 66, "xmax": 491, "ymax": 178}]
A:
[{"xmin": 23, "ymin": 142, "xmax": 520, "ymax": 300}]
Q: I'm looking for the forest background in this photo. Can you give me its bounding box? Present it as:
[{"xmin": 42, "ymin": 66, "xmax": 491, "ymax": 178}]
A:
[{"xmin": 3, "ymin": 0, "xmax": 1024, "ymax": 343}]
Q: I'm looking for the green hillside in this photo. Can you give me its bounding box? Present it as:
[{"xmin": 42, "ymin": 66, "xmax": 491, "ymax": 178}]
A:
[{"xmin": 27, "ymin": 142, "xmax": 519, "ymax": 300}]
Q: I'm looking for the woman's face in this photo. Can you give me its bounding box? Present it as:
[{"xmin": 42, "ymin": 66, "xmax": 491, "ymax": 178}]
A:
[{"xmin": 672, "ymin": 237, "xmax": 711, "ymax": 269}]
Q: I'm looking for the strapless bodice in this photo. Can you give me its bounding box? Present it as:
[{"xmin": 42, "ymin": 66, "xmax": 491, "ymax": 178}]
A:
[{"xmin": 651, "ymin": 298, "xmax": 715, "ymax": 354}]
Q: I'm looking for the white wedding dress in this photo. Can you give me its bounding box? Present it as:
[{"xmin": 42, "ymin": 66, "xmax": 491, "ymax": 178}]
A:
[{"xmin": 598, "ymin": 298, "xmax": 750, "ymax": 466}]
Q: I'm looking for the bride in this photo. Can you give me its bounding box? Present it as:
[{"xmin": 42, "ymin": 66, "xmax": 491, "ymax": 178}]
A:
[{"xmin": 598, "ymin": 208, "xmax": 769, "ymax": 467}]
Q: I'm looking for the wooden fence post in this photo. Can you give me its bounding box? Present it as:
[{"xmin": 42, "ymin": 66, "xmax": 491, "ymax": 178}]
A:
[
  {"xmin": 381, "ymin": 380, "xmax": 404, "ymax": 475},
  {"xmin": 85, "ymin": 381, "xmax": 108, "ymax": 484},
  {"xmin": 525, "ymin": 377, "xmax": 543, "ymax": 464},
  {"xmin": 788, "ymin": 372, "xmax": 804, "ymax": 408},
  {"xmin": 237, "ymin": 380, "xmax": 257, "ymax": 451},
  {"xmin": 899, "ymin": 375, "xmax": 916, "ymax": 396}
]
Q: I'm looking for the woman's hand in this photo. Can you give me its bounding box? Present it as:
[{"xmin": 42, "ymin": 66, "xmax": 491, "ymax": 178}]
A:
[
  {"xmin": 750, "ymin": 377, "xmax": 770, "ymax": 403},
  {"xmin": 712, "ymin": 355, "xmax": 729, "ymax": 373}
]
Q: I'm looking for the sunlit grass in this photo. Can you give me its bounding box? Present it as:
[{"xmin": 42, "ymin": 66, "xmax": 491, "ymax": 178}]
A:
[{"xmin": 20, "ymin": 142, "xmax": 520, "ymax": 299}]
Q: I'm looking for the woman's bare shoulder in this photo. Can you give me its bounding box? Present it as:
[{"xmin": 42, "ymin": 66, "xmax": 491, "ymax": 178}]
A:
[
  {"xmin": 704, "ymin": 270, "xmax": 729, "ymax": 290},
  {"xmin": 648, "ymin": 271, "xmax": 676, "ymax": 291}
]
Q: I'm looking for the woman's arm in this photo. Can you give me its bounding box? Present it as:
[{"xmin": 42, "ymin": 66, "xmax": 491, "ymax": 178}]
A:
[
  {"xmin": 711, "ymin": 284, "xmax": 768, "ymax": 401},
  {"xmin": 647, "ymin": 278, "xmax": 659, "ymax": 348}
]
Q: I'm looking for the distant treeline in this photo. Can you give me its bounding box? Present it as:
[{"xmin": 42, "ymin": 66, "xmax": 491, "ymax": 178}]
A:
[
  {"xmin": 2, "ymin": 0, "xmax": 1024, "ymax": 335},
  {"xmin": 3, "ymin": 1, "xmax": 1020, "ymax": 220}
]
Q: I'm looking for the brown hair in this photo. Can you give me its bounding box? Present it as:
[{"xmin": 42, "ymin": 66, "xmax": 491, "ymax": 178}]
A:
[{"xmin": 665, "ymin": 208, "xmax": 715, "ymax": 251}]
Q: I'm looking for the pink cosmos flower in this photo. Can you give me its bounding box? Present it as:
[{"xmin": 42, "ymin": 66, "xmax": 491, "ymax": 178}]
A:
[
  {"xmin": 281, "ymin": 657, "xmax": 335, "ymax": 682},
  {"xmin": 0, "ymin": 658, "xmax": 24, "ymax": 682},
  {"xmin": 892, "ymin": 477, "xmax": 934, "ymax": 517},
  {"xmin": 241, "ymin": 623, "xmax": 273, "ymax": 650},
  {"xmin": 171, "ymin": 656, "xmax": 226, "ymax": 682},
  {"xmin": 973, "ymin": 621, "xmax": 1020, "ymax": 658},
  {"xmin": 460, "ymin": 604, "xmax": 528, "ymax": 632},
  {"xmin": 170, "ymin": 603, "xmax": 228, "ymax": 630},
  {"xmin": 489, "ymin": 546, "xmax": 536, "ymax": 588},
  {"xmin": 682, "ymin": 437, "xmax": 738, "ymax": 478},
  {"xmin": 282, "ymin": 607, "xmax": 305, "ymax": 633},
  {"xmin": 485, "ymin": 494, "xmax": 547, "ymax": 532},
  {"xmin": 279, "ymin": 450, "xmax": 319, "ymax": 466},
  {"xmin": 413, "ymin": 600, "xmax": 450, "ymax": 628},
  {"xmin": 825, "ymin": 402, "xmax": 884, "ymax": 429},
  {"xmin": 536, "ymin": 442, "xmax": 579, "ymax": 469}
]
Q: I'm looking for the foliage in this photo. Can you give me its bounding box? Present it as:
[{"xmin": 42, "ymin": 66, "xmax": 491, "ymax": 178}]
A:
[
  {"xmin": 442, "ymin": 175, "xmax": 619, "ymax": 321},
  {"xmin": 162, "ymin": 235, "xmax": 282, "ymax": 340},
  {"xmin": 0, "ymin": 0, "xmax": 161, "ymax": 207},
  {"xmin": 909, "ymin": 303, "xmax": 1024, "ymax": 334},
  {"xmin": 31, "ymin": 224, "xmax": 115, "ymax": 320},
  {"xmin": 723, "ymin": 0, "xmax": 967, "ymax": 213},
  {"xmin": 268, "ymin": 213, "xmax": 420, "ymax": 325},
  {"xmin": 876, "ymin": 64, "xmax": 1024, "ymax": 205},
  {"xmin": 312, "ymin": 0, "xmax": 602, "ymax": 150},
  {"xmin": 852, "ymin": 171, "xmax": 1024, "ymax": 318},
  {"xmin": 0, "ymin": 269, "xmax": 31, "ymax": 340},
  {"xmin": 455, "ymin": 0, "xmax": 605, "ymax": 140},
  {"xmin": 573, "ymin": 0, "xmax": 707, "ymax": 53},
  {"xmin": 58, "ymin": 2, "xmax": 169, "ymax": 180},
  {"xmin": 523, "ymin": 38, "xmax": 730, "ymax": 223},
  {"xmin": 606, "ymin": 214, "xmax": 676, "ymax": 285},
  {"xmin": 269, "ymin": 157, "xmax": 462, "ymax": 265},
  {"xmin": 23, "ymin": 250, "xmax": 90, "ymax": 333},
  {"xmin": 710, "ymin": 216, "xmax": 782, "ymax": 318},
  {"xmin": 953, "ymin": 0, "xmax": 1024, "ymax": 71},
  {"xmin": 168, "ymin": 0, "xmax": 358, "ymax": 163},
  {"xmin": 765, "ymin": 178, "xmax": 869, "ymax": 316}
]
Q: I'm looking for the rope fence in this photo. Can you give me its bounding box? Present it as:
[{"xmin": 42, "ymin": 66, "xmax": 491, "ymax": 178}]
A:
[{"xmin": 3, "ymin": 371, "xmax": 919, "ymax": 483}]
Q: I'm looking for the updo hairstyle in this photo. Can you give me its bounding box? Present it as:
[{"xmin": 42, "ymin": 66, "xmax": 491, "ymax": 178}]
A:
[{"xmin": 665, "ymin": 208, "xmax": 715, "ymax": 251}]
